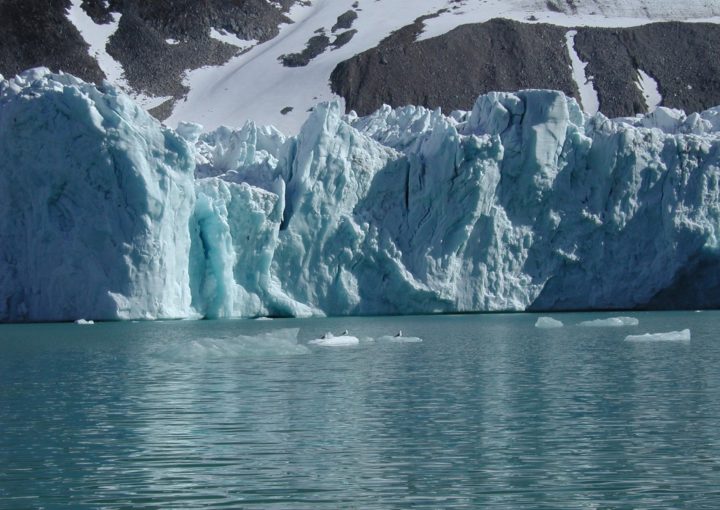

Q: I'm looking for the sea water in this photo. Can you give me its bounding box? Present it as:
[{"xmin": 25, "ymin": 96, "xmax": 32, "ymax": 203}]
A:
[{"xmin": 2, "ymin": 311, "xmax": 720, "ymax": 508}]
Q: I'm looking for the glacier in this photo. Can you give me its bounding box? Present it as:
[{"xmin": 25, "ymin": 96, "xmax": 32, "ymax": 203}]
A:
[{"xmin": 2, "ymin": 68, "xmax": 720, "ymax": 321}]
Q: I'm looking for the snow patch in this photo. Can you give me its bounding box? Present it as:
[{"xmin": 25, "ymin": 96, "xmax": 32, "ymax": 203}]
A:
[
  {"xmin": 565, "ymin": 30, "xmax": 600, "ymax": 115},
  {"xmin": 65, "ymin": 0, "xmax": 172, "ymax": 110},
  {"xmin": 66, "ymin": 0, "xmax": 123, "ymax": 83},
  {"xmin": 418, "ymin": 1, "xmax": 720, "ymax": 41},
  {"xmin": 636, "ymin": 69, "xmax": 663, "ymax": 112}
]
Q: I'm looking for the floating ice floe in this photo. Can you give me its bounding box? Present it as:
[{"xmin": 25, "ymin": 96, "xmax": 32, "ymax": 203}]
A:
[
  {"xmin": 579, "ymin": 317, "xmax": 639, "ymax": 327},
  {"xmin": 308, "ymin": 333, "xmax": 360, "ymax": 347},
  {"xmin": 625, "ymin": 329, "xmax": 691, "ymax": 342},
  {"xmin": 74, "ymin": 319, "xmax": 94, "ymax": 325},
  {"xmin": 535, "ymin": 317, "xmax": 564, "ymax": 329},
  {"xmin": 376, "ymin": 334, "xmax": 423, "ymax": 343}
]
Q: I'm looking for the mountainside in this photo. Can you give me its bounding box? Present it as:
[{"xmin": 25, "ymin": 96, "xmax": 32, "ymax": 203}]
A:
[
  {"xmin": 3, "ymin": 69, "xmax": 720, "ymax": 321},
  {"xmin": 0, "ymin": 0, "xmax": 296, "ymax": 116},
  {"xmin": 1, "ymin": 0, "xmax": 719, "ymax": 132},
  {"xmin": 331, "ymin": 19, "xmax": 720, "ymax": 119}
]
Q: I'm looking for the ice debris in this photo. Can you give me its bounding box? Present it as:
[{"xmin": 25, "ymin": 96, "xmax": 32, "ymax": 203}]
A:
[
  {"xmin": 376, "ymin": 335, "xmax": 423, "ymax": 343},
  {"xmin": 579, "ymin": 317, "xmax": 639, "ymax": 327},
  {"xmin": 625, "ymin": 329, "xmax": 691, "ymax": 342},
  {"xmin": 153, "ymin": 328, "xmax": 309, "ymax": 359},
  {"xmin": 535, "ymin": 317, "xmax": 564, "ymax": 328},
  {"xmin": 3, "ymin": 68, "xmax": 720, "ymax": 321},
  {"xmin": 74, "ymin": 319, "xmax": 95, "ymax": 325}
]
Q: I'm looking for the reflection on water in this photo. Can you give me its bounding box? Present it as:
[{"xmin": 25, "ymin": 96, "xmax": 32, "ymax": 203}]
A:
[{"xmin": 2, "ymin": 312, "xmax": 720, "ymax": 508}]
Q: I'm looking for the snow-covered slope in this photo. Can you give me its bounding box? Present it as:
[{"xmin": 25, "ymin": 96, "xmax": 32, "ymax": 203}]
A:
[
  {"xmin": 165, "ymin": 0, "xmax": 720, "ymax": 134},
  {"xmin": 3, "ymin": 69, "xmax": 720, "ymax": 321}
]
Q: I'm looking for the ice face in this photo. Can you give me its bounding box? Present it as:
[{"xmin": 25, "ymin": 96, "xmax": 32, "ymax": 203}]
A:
[
  {"xmin": 3, "ymin": 69, "xmax": 720, "ymax": 321},
  {"xmin": 0, "ymin": 69, "xmax": 196, "ymax": 321}
]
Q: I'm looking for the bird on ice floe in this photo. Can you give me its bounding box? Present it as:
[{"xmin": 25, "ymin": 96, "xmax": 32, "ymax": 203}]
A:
[{"xmin": 310, "ymin": 329, "xmax": 359, "ymax": 347}]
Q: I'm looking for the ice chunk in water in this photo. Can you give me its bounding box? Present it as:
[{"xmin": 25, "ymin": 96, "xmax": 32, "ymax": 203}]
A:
[
  {"xmin": 535, "ymin": 317, "xmax": 564, "ymax": 329},
  {"xmin": 625, "ymin": 329, "xmax": 691, "ymax": 342},
  {"xmin": 308, "ymin": 335, "xmax": 360, "ymax": 347},
  {"xmin": 579, "ymin": 317, "xmax": 639, "ymax": 327},
  {"xmin": 74, "ymin": 319, "xmax": 94, "ymax": 325},
  {"xmin": 376, "ymin": 335, "xmax": 423, "ymax": 343}
]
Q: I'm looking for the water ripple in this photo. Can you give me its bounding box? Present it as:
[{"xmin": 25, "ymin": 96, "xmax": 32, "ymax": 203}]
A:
[{"xmin": 2, "ymin": 312, "xmax": 720, "ymax": 508}]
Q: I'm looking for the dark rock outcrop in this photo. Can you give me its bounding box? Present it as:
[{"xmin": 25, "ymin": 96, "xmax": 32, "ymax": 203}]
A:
[
  {"xmin": 331, "ymin": 17, "xmax": 720, "ymax": 118},
  {"xmin": 0, "ymin": 0, "xmax": 104, "ymax": 84},
  {"xmin": 574, "ymin": 22, "xmax": 720, "ymax": 117},
  {"xmin": 331, "ymin": 18, "xmax": 577, "ymax": 116},
  {"xmin": 280, "ymin": 34, "xmax": 330, "ymax": 67},
  {"xmin": 332, "ymin": 10, "xmax": 357, "ymax": 32}
]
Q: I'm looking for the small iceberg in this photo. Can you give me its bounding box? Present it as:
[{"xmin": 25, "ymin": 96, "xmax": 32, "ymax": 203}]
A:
[
  {"xmin": 579, "ymin": 317, "xmax": 639, "ymax": 327},
  {"xmin": 74, "ymin": 319, "xmax": 94, "ymax": 325},
  {"xmin": 535, "ymin": 317, "xmax": 563, "ymax": 329},
  {"xmin": 625, "ymin": 329, "xmax": 691, "ymax": 342},
  {"xmin": 309, "ymin": 331, "xmax": 359, "ymax": 347}
]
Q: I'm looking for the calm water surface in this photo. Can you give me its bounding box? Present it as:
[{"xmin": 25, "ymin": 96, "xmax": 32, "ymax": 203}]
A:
[{"xmin": 2, "ymin": 312, "xmax": 720, "ymax": 508}]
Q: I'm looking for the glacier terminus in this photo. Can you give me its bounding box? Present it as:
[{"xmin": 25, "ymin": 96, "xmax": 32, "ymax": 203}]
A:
[{"xmin": 2, "ymin": 68, "xmax": 720, "ymax": 321}]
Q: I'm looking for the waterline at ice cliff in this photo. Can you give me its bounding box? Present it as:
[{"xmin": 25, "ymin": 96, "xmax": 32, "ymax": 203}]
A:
[{"xmin": 2, "ymin": 68, "xmax": 720, "ymax": 321}]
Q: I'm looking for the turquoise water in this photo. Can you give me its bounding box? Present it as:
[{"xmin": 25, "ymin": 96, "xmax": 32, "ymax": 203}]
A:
[{"xmin": 2, "ymin": 312, "xmax": 720, "ymax": 509}]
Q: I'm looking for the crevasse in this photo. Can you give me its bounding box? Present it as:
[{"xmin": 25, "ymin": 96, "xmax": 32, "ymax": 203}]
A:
[{"xmin": 2, "ymin": 68, "xmax": 720, "ymax": 321}]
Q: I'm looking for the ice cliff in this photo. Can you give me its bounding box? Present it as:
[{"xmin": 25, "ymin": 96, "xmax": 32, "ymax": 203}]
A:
[{"xmin": 2, "ymin": 69, "xmax": 720, "ymax": 321}]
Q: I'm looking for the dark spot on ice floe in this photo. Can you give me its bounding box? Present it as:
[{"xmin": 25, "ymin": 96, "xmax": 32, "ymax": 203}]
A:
[{"xmin": 281, "ymin": 106, "xmax": 294, "ymax": 115}]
